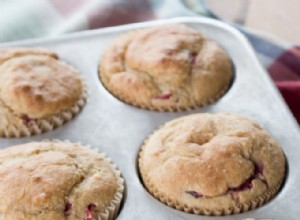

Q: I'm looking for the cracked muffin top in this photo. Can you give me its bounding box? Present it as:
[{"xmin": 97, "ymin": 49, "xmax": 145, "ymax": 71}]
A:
[
  {"xmin": 139, "ymin": 113, "xmax": 285, "ymax": 215},
  {"xmin": 100, "ymin": 24, "xmax": 233, "ymax": 111},
  {"xmin": 0, "ymin": 141, "xmax": 123, "ymax": 220},
  {"xmin": 0, "ymin": 48, "xmax": 83, "ymax": 119}
]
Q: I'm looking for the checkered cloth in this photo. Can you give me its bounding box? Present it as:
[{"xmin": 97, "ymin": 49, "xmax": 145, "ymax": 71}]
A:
[{"xmin": 0, "ymin": 0, "xmax": 299, "ymax": 124}]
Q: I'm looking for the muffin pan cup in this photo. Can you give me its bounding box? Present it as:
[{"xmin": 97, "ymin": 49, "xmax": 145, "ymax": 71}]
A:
[
  {"xmin": 0, "ymin": 17, "xmax": 299, "ymax": 219},
  {"xmin": 138, "ymin": 121, "xmax": 285, "ymax": 216}
]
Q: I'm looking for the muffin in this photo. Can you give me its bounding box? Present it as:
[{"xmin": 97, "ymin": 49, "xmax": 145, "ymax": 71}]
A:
[
  {"xmin": 0, "ymin": 48, "xmax": 87, "ymax": 137},
  {"xmin": 0, "ymin": 141, "xmax": 124, "ymax": 220},
  {"xmin": 139, "ymin": 113, "xmax": 285, "ymax": 215},
  {"xmin": 100, "ymin": 24, "xmax": 233, "ymax": 111}
]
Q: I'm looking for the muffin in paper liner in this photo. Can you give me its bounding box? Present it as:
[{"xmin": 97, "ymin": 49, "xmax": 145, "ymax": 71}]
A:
[
  {"xmin": 138, "ymin": 113, "xmax": 285, "ymax": 215},
  {"xmin": 0, "ymin": 48, "xmax": 87, "ymax": 138},
  {"xmin": 99, "ymin": 24, "xmax": 233, "ymax": 112},
  {"xmin": 0, "ymin": 139, "xmax": 125, "ymax": 220},
  {"xmin": 0, "ymin": 84, "xmax": 87, "ymax": 138}
]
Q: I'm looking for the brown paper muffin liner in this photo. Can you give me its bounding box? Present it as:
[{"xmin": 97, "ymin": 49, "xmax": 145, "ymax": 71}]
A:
[
  {"xmin": 138, "ymin": 129, "xmax": 283, "ymax": 216},
  {"xmin": 44, "ymin": 139, "xmax": 125, "ymax": 220},
  {"xmin": 0, "ymin": 77, "xmax": 87, "ymax": 138},
  {"xmin": 99, "ymin": 66, "xmax": 231, "ymax": 112}
]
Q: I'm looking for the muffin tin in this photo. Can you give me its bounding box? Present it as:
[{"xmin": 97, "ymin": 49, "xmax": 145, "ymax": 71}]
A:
[{"xmin": 0, "ymin": 17, "xmax": 299, "ymax": 219}]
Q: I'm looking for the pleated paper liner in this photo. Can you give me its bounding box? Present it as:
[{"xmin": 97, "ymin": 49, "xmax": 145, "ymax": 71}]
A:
[
  {"xmin": 0, "ymin": 77, "xmax": 87, "ymax": 138},
  {"xmin": 42, "ymin": 139, "xmax": 125, "ymax": 220},
  {"xmin": 99, "ymin": 65, "xmax": 231, "ymax": 112},
  {"xmin": 138, "ymin": 129, "xmax": 284, "ymax": 216}
]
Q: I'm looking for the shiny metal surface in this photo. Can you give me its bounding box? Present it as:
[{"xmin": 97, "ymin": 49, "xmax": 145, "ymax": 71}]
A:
[{"xmin": 0, "ymin": 17, "xmax": 299, "ymax": 220}]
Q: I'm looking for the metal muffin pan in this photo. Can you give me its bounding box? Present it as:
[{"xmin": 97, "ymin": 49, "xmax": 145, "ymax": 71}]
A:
[{"xmin": 0, "ymin": 17, "xmax": 299, "ymax": 220}]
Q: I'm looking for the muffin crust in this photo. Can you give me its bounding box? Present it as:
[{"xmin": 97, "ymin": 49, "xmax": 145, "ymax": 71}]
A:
[
  {"xmin": 0, "ymin": 141, "xmax": 124, "ymax": 220},
  {"xmin": 100, "ymin": 24, "xmax": 233, "ymax": 111}
]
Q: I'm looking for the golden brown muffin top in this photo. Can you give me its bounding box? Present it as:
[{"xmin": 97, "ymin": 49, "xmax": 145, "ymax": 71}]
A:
[
  {"xmin": 100, "ymin": 24, "xmax": 233, "ymax": 111},
  {"xmin": 139, "ymin": 113, "xmax": 285, "ymax": 214},
  {"xmin": 0, "ymin": 48, "xmax": 83, "ymax": 119},
  {"xmin": 0, "ymin": 142, "xmax": 119, "ymax": 220}
]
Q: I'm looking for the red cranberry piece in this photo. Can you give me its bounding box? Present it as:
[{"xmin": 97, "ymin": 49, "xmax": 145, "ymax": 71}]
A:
[
  {"xmin": 86, "ymin": 203, "xmax": 96, "ymax": 220},
  {"xmin": 186, "ymin": 191, "xmax": 203, "ymax": 198},
  {"xmin": 21, "ymin": 114, "xmax": 32, "ymax": 124},
  {"xmin": 64, "ymin": 202, "xmax": 72, "ymax": 215},
  {"xmin": 86, "ymin": 210, "xmax": 92, "ymax": 220},
  {"xmin": 154, "ymin": 93, "xmax": 172, "ymax": 100},
  {"xmin": 230, "ymin": 178, "xmax": 253, "ymax": 192},
  {"xmin": 229, "ymin": 162, "xmax": 264, "ymax": 192}
]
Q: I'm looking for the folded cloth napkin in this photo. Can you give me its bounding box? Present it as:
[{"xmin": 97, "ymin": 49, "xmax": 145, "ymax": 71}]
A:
[{"xmin": 0, "ymin": 0, "xmax": 299, "ymax": 124}]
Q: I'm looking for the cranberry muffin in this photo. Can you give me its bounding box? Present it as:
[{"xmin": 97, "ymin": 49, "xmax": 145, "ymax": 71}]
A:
[
  {"xmin": 0, "ymin": 141, "xmax": 124, "ymax": 220},
  {"xmin": 0, "ymin": 48, "xmax": 87, "ymax": 137},
  {"xmin": 100, "ymin": 24, "xmax": 232, "ymax": 111},
  {"xmin": 139, "ymin": 113, "xmax": 285, "ymax": 215}
]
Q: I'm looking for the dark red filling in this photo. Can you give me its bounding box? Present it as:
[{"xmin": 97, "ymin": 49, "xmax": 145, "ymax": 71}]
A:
[
  {"xmin": 186, "ymin": 163, "xmax": 265, "ymax": 198},
  {"xmin": 64, "ymin": 202, "xmax": 72, "ymax": 215},
  {"xmin": 229, "ymin": 163, "xmax": 264, "ymax": 192},
  {"xmin": 229, "ymin": 178, "xmax": 253, "ymax": 192},
  {"xmin": 86, "ymin": 203, "xmax": 96, "ymax": 220},
  {"xmin": 154, "ymin": 93, "xmax": 172, "ymax": 100},
  {"xmin": 189, "ymin": 52, "xmax": 197, "ymax": 64},
  {"xmin": 21, "ymin": 114, "xmax": 33, "ymax": 126},
  {"xmin": 186, "ymin": 191, "xmax": 203, "ymax": 198}
]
